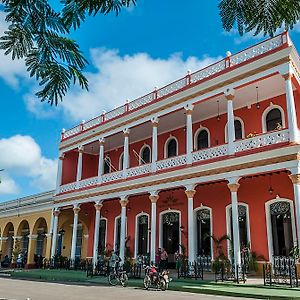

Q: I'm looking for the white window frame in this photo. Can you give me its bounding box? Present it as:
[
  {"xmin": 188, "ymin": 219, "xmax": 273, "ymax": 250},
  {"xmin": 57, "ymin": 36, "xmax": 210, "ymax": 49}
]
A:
[
  {"xmin": 114, "ymin": 215, "xmax": 127, "ymax": 252},
  {"xmin": 164, "ymin": 136, "xmax": 179, "ymax": 159},
  {"xmin": 265, "ymin": 197, "xmax": 296, "ymax": 262},
  {"xmin": 224, "ymin": 117, "xmax": 245, "ymax": 142},
  {"xmin": 262, "ymin": 104, "xmax": 286, "ymax": 133},
  {"xmin": 193, "ymin": 206, "xmax": 213, "ymax": 260},
  {"xmin": 194, "ymin": 127, "xmax": 211, "ymax": 151},
  {"xmin": 139, "ymin": 144, "xmax": 151, "ymax": 165},
  {"xmin": 134, "ymin": 212, "xmax": 150, "ymax": 258}
]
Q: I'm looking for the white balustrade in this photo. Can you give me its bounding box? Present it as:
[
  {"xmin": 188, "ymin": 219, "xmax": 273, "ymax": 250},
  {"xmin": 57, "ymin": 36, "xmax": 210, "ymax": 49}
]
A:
[
  {"xmin": 62, "ymin": 34, "xmax": 287, "ymax": 140},
  {"xmin": 77, "ymin": 176, "xmax": 99, "ymax": 189},
  {"xmin": 190, "ymin": 61, "xmax": 226, "ymax": 84},
  {"xmin": 235, "ymin": 129, "xmax": 289, "ymax": 152},
  {"xmin": 128, "ymin": 93, "xmax": 154, "ymax": 110},
  {"xmin": 101, "ymin": 170, "xmax": 124, "ymax": 183},
  {"xmin": 63, "ymin": 125, "xmax": 81, "ymax": 139},
  {"xmin": 59, "ymin": 182, "xmax": 77, "ymax": 193},
  {"xmin": 192, "ymin": 145, "xmax": 228, "ymax": 163},
  {"xmin": 157, "ymin": 78, "xmax": 187, "ymax": 98},
  {"xmin": 156, "ymin": 155, "xmax": 187, "ymax": 171},
  {"xmin": 126, "ymin": 164, "xmax": 152, "ymax": 177},
  {"xmin": 105, "ymin": 106, "xmax": 126, "ymax": 121},
  {"xmin": 230, "ymin": 35, "xmax": 283, "ymax": 66}
]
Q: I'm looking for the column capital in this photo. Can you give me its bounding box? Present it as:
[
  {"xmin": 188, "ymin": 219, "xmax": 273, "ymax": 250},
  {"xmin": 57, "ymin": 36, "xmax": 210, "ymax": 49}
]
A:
[
  {"xmin": 99, "ymin": 137, "xmax": 105, "ymax": 146},
  {"xmin": 1, "ymin": 237, "xmax": 8, "ymax": 241},
  {"xmin": 94, "ymin": 203, "xmax": 103, "ymax": 211},
  {"xmin": 59, "ymin": 153, "xmax": 65, "ymax": 160},
  {"xmin": 78, "ymin": 145, "xmax": 84, "ymax": 153},
  {"xmin": 28, "ymin": 234, "xmax": 38, "ymax": 240},
  {"xmin": 53, "ymin": 209, "xmax": 60, "ymax": 217},
  {"xmin": 224, "ymin": 87, "xmax": 235, "ymax": 100},
  {"xmin": 149, "ymin": 195, "xmax": 159, "ymax": 203},
  {"xmin": 282, "ymin": 72, "xmax": 293, "ymax": 81},
  {"xmin": 120, "ymin": 198, "xmax": 129, "ymax": 207},
  {"xmin": 123, "ymin": 128, "xmax": 130, "ymax": 137},
  {"xmin": 73, "ymin": 206, "xmax": 81, "ymax": 215},
  {"xmin": 184, "ymin": 104, "xmax": 194, "ymax": 115},
  {"xmin": 289, "ymin": 174, "xmax": 300, "ymax": 184},
  {"xmin": 185, "ymin": 189, "xmax": 196, "ymax": 198},
  {"xmin": 151, "ymin": 117, "xmax": 159, "ymax": 127},
  {"xmin": 227, "ymin": 183, "xmax": 240, "ymax": 193},
  {"xmin": 45, "ymin": 233, "xmax": 52, "ymax": 239},
  {"xmin": 13, "ymin": 236, "xmax": 22, "ymax": 241}
]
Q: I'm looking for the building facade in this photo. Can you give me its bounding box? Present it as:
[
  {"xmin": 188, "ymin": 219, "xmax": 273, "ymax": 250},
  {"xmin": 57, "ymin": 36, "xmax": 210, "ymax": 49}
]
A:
[{"xmin": 1, "ymin": 32, "xmax": 300, "ymax": 274}]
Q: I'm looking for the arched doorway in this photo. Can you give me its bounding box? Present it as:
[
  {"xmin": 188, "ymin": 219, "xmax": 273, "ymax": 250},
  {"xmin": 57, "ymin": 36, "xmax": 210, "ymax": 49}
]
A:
[
  {"xmin": 114, "ymin": 216, "xmax": 121, "ymax": 253},
  {"xmin": 32, "ymin": 218, "xmax": 48, "ymax": 258},
  {"xmin": 266, "ymin": 200, "xmax": 295, "ymax": 258},
  {"xmin": 160, "ymin": 211, "xmax": 180, "ymax": 262},
  {"xmin": 2, "ymin": 222, "xmax": 14, "ymax": 263},
  {"xmin": 135, "ymin": 214, "xmax": 149, "ymax": 257},
  {"xmin": 195, "ymin": 207, "xmax": 212, "ymax": 257},
  {"xmin": 17, "ymin": 220, "xmax": 30, "ymax": 265},
  {"xmin": 98, "ymin": 219, "xmax": 107, "ymax": 255}
]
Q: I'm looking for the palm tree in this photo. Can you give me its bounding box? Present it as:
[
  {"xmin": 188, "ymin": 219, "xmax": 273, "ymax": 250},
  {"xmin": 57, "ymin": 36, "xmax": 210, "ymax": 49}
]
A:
[{"xmin": 218, "ymin": 0, "xmax": 300, "ymax": 37}]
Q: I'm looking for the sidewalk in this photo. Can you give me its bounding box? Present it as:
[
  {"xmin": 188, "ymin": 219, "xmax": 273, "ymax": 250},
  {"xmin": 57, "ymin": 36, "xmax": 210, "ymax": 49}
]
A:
[{"xmin": 8, "ymin": 269, "xmax": 300, "ymax": 299}]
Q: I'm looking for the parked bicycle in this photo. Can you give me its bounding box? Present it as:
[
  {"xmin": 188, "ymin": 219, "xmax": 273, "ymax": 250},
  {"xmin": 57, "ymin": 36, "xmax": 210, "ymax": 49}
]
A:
[
  {"xmin": 108, "ymin": 267, "xmax": 128, "ymax": 287},
  {"xmin": 143, "ymin": 265, "xmax": 170, "ymax": 291}
]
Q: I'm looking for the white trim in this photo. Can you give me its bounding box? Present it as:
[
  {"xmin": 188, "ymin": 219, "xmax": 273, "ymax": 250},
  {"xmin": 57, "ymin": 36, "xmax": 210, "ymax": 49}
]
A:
[
  {"xmin": 193, "ymin": 206, "xmax": 213, "ymax": 260},
  {"xmin": 194, "ymin": 127, "xmax": 211, "ymax": 151},
  {"xmin": 164, "ymin": 136, "xmax": 179, "ymax": 159},
  {"xmin": 114, "ymin": 215, "xmax": 127, "ymax": 252},
  {"xmin": 99, "ymin": 217, "xmax": 108, "ymax": 252},
  {"xmin": 262, "ymin": 104, "xmax": 286, "ymax": 133},
  {"xmin": 119, "ymin": 152, "xmax": 124, "ymax": 171},
  {"xmin": 225, "ymin": 117, "xmax": 245, "ymax": 142},
  {"xmin": 226, "ymin": 202, "xmax": 251, "ymax": 259},
  {"xmin": 265, "ymin": 198, "xmax": 296, "ymax": 262},
  {"xmin": 134, "ymin": 212, "xmax": 150, "ymax": 258},
  {"xmin": 159, "ymin": 209, "xmax": 181, "ymax": 253},
  {"xmin": 139, "ymin": 144, "xmax": 152, "ymax": 165}
]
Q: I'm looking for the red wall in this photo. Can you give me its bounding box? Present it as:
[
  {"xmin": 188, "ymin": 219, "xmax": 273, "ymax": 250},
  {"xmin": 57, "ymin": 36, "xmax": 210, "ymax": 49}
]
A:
[
  {"xmin": 62, "ymin": 150, "xmax": 78, "ymax": 184},
  {"xmin": 82, "ymin": 153, "xmax": 99, "ymax": 179}
]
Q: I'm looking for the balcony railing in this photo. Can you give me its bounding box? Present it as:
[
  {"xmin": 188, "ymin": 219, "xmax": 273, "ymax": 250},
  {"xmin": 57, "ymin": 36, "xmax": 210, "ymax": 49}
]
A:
[
  {"xmin": 62, "ymin": 33, "xmax": 288, "ymax": 141},
  {"xmin": 58, "ymin": 129, "xmax": 289, "ymax": 194}
]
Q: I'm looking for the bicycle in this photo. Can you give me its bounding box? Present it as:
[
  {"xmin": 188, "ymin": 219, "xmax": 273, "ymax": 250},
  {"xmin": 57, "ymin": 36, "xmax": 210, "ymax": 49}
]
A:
[
  {"xmin": 108, "ymin": 267, "xmax": 128, "ymax": 287},
  {"xmin": 143, "ymin": 265, "xmax": 167, "ymax": 291}
]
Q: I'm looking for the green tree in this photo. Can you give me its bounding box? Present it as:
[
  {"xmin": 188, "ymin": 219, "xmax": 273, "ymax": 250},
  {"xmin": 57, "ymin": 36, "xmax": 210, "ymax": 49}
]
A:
[
  {"xmin": 219, "ymin": 0, "xmax": 300, "ymax": 37},
  {"xmin": 0, "ymin": 0, "xmax": 135, "ymax": 105}
]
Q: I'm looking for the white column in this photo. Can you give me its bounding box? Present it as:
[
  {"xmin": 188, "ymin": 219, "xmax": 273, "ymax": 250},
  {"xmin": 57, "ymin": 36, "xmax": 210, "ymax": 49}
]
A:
[
  {"xmin": 98, "ymin": 138, "xmax": 105, "ymax": 179},
  {"xmin": 76, "ymin": 146, "xmax": 84, "ymax": 183},
  {"xmin": 93, "ymin": 202, "xmax": 103, "ymax": 267},
  {"xmin": 185, "ymin": 105, "xmax": 194, "ymax": 164},
  {"xmin": 55, "ymin": 153, "xmax": 64, "ymax": 194},
  {"xmin": 50, "ymin": 209, "xmax": 60, "ymax": 258},
  {"xmin": 225, "ymin": 89, "xmax": 236, "ymax": 155},
  {"xmin": 123, "ymin": 129, "xmax": 130, "ymax": 173},
  {"xmin": 185, "ymin": 187, "xmax": 196, "ymax": 263},
  {"xmin": 70, "ymin": 204, "xmax": 81, "ymax": 263},
  {"xmin": 119, "ymin": 197, "xmax": 128, "ymax": 263},
  {"xmin": 283, "ymin": 73, "xmax": 299, "ymax": 143},
  {"xmin": 151, "ymin": 117, "xmax": 159, "ymax": 172},
  {"xmin": 227, "ymin": 177, "xmax": 241, "ymax": 279},
  {"xmin": 289, "ymin": 171, "xmax": 300, "ymax": 246},
  {"xmin": 149, "ymin": 192, "xmax": 159, "ymax": 263}
]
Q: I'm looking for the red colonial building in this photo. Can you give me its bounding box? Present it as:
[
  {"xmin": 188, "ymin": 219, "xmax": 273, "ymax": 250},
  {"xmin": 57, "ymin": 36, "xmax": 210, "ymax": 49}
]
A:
[{"xmin": 52, "ymin": 32, "xmax": 300, "ymax": 275}]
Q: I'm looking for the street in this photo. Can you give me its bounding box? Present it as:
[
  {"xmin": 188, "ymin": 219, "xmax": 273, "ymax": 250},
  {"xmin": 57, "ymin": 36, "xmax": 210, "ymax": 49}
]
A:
[{"xmin": 0, "ymin": 278, "xmax": 253, "ymax": 300}]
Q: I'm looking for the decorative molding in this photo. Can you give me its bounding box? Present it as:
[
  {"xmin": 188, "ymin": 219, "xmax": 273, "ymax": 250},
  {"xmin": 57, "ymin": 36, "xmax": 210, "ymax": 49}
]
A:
[
  {"xmin": 227, "ymin": 183, "xmax": 240, "ymax": 193},
  {"xmin": 185, "ymin": 189, "xmax": 196, "ymax": 198},
  {"xmin": 149, "ymin": 195, "xmax": 159, "ymax": 203},
  {"xmin": 289, "ymin": 174, "xmax": 300, "ymax": 184}
]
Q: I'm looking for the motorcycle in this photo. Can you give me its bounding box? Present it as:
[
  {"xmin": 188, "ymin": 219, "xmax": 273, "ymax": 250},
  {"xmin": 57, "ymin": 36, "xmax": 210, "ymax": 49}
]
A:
[{"xmin": 143, "ymin": 265, "xmax": 171, "ymax": 291}]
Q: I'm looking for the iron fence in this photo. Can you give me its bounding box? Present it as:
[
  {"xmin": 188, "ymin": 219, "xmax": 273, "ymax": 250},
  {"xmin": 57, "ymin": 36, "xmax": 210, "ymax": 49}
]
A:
[{"xmin": 177, "ymin": 261, "xmax": 204, "ymax": 280}]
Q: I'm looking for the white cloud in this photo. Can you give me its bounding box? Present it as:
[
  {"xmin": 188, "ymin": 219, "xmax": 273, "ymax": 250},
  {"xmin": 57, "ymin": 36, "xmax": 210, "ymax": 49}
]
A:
[
  {"xmin": 0, "ymin": 135, "xmax": 57, "ymax": 194},
  {"xmin": 0, "ymin": 11, "xmax": 28, "ymax": 88},
  {"xmin": 0, "ymin": 175, "xmax": 19, "ymax": 195},
  {"xmin": 53, "ymin": 48, "xmax": 221, "ymax": 121}
]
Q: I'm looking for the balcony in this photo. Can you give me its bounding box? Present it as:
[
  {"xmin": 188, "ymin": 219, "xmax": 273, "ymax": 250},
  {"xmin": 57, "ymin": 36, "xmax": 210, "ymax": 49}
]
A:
[
  {"xmin": 61, "ymin": 33, "xmax": 289, "ymax": 142},
  {"xmin": 58, "ymin": 129, "xmax": 289, "ymax": 194}
]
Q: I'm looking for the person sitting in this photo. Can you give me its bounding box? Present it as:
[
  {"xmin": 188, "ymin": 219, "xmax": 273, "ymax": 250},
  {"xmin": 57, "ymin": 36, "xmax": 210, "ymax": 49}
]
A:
[{"xmin": 148, "ymin": 263, "xmax": 158, "ymax": 283}]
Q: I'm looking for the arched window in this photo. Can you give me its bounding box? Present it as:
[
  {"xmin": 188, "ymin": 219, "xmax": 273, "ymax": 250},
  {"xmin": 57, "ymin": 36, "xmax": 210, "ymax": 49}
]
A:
[
  {"xmin": 196, "ymin": 208, "xmax": 211, "ymax": 256},
  {"xmin": 103, "ymin": 156, "xmax": 110, "ymax": 174},
  {"xmin": 140, "ymin": 146, "xmax": 151, "ymax": 164},
  {"xmin": 119, "ymin": 153, "xmax": 124, "ymax": 170},
  {"xmin": 197, "ymin": 130, "xmax": 209, "ymax": 150},
  {"xmin": 115, "ymin": 217, "xmax": 121, "ymax": 252},
  {"xmin": 136, "ymin": 214, "xmax": 149, "ymax": 256},
  {"xmin": 166, "ymin": 138, "xmax": 178, "ymax": 158},
  {"xmin": 75, "ymin": 225, "xmax": 83, "ymax": 258},
  {"xmin": 98, "ymin": 219, "xmax": 107, "ymax": 254},
  {"xmin": 266, "ymin": 108, "xmax": 282, "ymax": 132},
  {"xmin": 234, "ymin": 120, "xmax": 243, "ymax": 140}
]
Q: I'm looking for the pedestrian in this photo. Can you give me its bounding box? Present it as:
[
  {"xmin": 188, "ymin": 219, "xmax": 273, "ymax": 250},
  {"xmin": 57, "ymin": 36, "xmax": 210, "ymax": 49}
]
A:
[{"xmin": 160, "ymin": 248, "xmax": 168, "ymax": 271}]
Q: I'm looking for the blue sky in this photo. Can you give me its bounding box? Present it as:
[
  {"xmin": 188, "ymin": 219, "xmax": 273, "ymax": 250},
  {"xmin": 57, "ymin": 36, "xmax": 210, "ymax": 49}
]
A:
[{"xmin": 0, "ymin": 0, "xmax": 300, "ymax": 201}]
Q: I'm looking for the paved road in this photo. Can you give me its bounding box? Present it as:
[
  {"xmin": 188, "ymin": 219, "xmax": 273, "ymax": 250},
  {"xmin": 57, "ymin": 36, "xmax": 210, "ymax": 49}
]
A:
[{"xmin": 0, "ymin": 278, "xmax": 253, "ymax": 300}]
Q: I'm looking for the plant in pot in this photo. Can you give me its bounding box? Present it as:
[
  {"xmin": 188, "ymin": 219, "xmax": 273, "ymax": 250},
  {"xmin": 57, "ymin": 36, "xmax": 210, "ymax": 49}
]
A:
[{"xmin": 211, "ymin": 234, "xmax": 231, "ymax": 273}]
